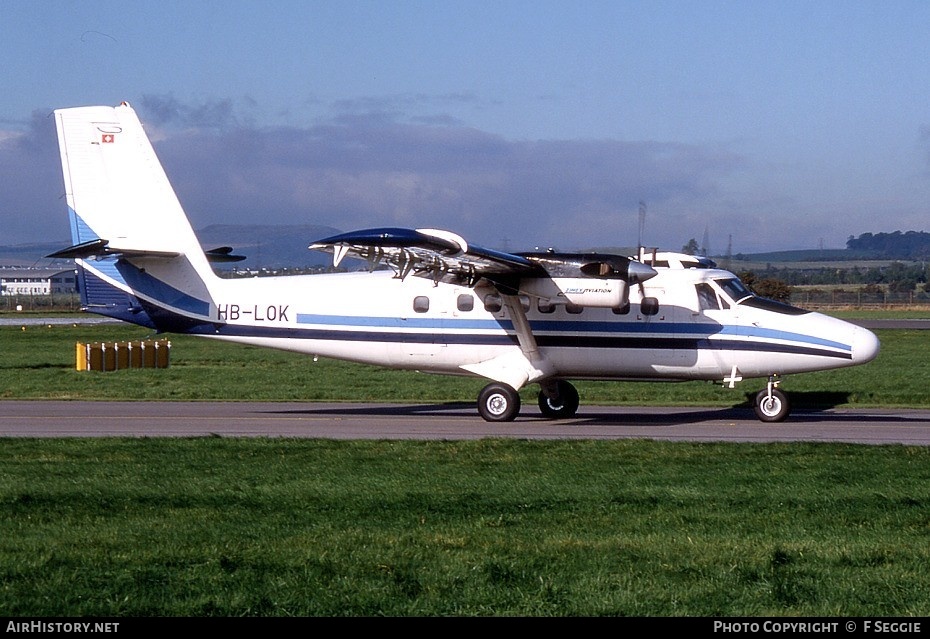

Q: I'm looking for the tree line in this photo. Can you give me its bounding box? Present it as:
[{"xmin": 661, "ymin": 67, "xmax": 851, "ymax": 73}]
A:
[
  {"xmin": 846, "ymin": 231, "xmax": 930, "ymax": 259},
  {"xmin": 737, "ymin": 262, "xmax": 930, "ymax": 305},
  {"xmin": 681, "ymin": 232, "xmax": 930, "ymax": 303}
]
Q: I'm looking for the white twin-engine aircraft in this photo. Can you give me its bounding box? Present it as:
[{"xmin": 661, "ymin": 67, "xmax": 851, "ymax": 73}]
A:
[{"xmin": 50, "ymin": 103, "xmax": 880, "ymax": 422}]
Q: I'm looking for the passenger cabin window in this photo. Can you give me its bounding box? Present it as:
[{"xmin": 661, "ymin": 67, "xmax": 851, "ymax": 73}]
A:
[
  {"xmin": 612, "ymin": 302, "xmax": 630, "ymax": 315},
  {"xmin": 457, "ymin": 294, "xmax": 474, "ymax": 312},
  {"xmin": 640, "ymin": 297, "xmax": 659, "ymax": 316},
  {"xmin": 538, "ymin": 299, "xmax": 556, "ymax": 314},
  {"xmin": 695, "ymin": 283, "xmax": 720, "ymax": 310},
  {"xmin": 413, "ymin": 296, "xmax": 430, "ymax": 313},
  {"xmin": 566, "ymin": 303, "xmax": 583, "ymax": 315},
  {"xmin": 481, "ymin": 294, "xmax": 528, "ymax": 313}
]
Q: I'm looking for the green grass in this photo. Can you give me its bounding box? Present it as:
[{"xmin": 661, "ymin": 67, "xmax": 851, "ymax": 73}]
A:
[
  {"xmin": 3, "ymin": 438, "xmax": 930, "ymax": 616},
  {"xmin": 0, "ymin": 321, "xmax": 927, "ymax": 408},
  {"xmin": 829, "ymin": 309, "xmax": 930, "ymax": 320},
  {"xmin": 2, "ymin": 319, "xmax": 930, "ymax": 616}
]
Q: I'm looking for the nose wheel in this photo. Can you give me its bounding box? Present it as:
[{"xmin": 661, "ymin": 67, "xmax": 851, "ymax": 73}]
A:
[{"xmin": 754, "ymin": 378, "xmax": 790, "ymax": 422}]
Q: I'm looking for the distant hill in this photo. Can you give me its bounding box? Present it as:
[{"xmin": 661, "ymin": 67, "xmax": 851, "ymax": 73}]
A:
[
  {"xmin": 724, "ymin": 231, "xmax": 930, "ymax": 265},
  {"xmin": 4, "ymin": 226, "xmax": 927, "ymax": 270},
  {"xmin": 0, "ymin": 224, "xmax": 344, "ymax": 270},
  {"xmin": 195, "ymin": 224, "xmax": 342, "ymax": 270},
  {"xmin": 0, "ymin": 242, "xmax": 70, "ymax": 268},
  {"xmin": 727, "ymin": 248, "xmax": 879, "ymax": 263}
]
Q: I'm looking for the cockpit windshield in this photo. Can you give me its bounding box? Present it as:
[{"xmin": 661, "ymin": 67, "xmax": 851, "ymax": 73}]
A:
[
  {"xmin": 715, "ymin": 278, "xmax": 753, "ymax": 304},
  {"xmin": 714, "ymin": 277, "xmax": 810, "ymax": 316}
]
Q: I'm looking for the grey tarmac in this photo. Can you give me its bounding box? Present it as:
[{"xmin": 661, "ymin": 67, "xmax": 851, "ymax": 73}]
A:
[{"xmin": 2, "ymin": 401, "xmax": 930, "ymax": 444}]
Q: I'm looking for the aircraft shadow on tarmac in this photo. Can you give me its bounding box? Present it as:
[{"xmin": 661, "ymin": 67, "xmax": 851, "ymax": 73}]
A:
[
  {"xmin": 264, "ymin": 392, "xmax": 925, "ymax": 427},
  {"xmin": 266, "ymin": 403, "xmax": 745, "ymax": 426}
]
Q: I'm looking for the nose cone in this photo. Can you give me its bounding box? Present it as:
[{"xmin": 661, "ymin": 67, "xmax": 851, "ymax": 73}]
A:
[{"xmin": 851, "ymin": 326, "xmax": 880, "ymax": 364}]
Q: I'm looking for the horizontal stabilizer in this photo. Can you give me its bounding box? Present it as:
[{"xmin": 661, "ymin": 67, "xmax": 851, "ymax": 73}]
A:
[
  {"xmin": 205, "ymin": 246, "xmax": 247, "ymax": 263},
  {"xmin": 46, "ymin": 239, "xmax": 109, "ymax": 260},
  {"xmin": 47, "ymin": 239, "xmax": 180, "ymax": 260}
]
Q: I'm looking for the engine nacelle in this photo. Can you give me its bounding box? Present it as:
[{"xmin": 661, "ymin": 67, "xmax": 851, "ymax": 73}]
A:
[{"xmin": 520, "ymin": 277, "xmax": 630, "ymax": 308}]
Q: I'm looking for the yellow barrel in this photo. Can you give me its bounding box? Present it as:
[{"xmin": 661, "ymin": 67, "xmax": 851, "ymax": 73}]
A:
[
  {"xmin": 154, "ymin": 340, "xmax": 170, "ymax": 368},
  {"xmin": 87, "ymin": 343, "xmax": 103, "ymax": 371},
  {"xmin": 76, "ymin": 342, "xmax": 87, "ymax": 371}
]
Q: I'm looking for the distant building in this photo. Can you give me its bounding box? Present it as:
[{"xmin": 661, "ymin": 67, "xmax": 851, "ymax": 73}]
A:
[{"xmin": 0, "ymin": 267, "xmax": 78, "ymax": 296}]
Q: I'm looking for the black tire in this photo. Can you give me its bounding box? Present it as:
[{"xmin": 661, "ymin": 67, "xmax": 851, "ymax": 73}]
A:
[
  {"xmin": 537, "ymin": 380, "xmax": 580, "ymax": 419},
  {"xmin": 754, "ymin": 388, "xmax": 790, "ymax": 422},
  {"xmin": 477, "ymin": 383, "xmax": 521, "ymax": 422}
]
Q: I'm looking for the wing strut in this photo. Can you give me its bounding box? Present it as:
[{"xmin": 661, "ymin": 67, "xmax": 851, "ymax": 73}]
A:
[
  {"xmin": 501, "ymin": 294, "xmax": 540, "ymax": 361},
  {"xmin": 460, "ymin": 293, "xmax": 552, "ymax": 390}
]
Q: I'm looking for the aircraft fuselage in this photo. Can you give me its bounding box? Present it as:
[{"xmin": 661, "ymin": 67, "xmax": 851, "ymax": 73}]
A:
[{"xmin": 101, "ymin": 263, "xmax": 877, "ymax": 384}]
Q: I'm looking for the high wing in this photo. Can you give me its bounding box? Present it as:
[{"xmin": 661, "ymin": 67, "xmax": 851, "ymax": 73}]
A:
[
  {"xmin": 309, "ymin": 226, "xmax": 657, "ymax": 290},
  {"xmin": 309, "ymin": 227, "xmax": 544, "ymax": 286}
]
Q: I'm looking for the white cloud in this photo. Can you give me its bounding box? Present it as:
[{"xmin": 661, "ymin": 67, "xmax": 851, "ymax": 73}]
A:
[{"xmin": 143, "ymin": 106, "xmax": 744, "ymax": 252}]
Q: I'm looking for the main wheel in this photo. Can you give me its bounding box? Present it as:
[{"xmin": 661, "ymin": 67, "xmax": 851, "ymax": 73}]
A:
[
  {"xmin": 477, "ymin": 383, "xmax": 521, "ymax": 422},
  {"xmin": 537, "ymin": 380, "xmax": 580, "ymax": 419},
  {"xmin": 754, "ymin": 388, "xmax": 790, "ymax": 422}
]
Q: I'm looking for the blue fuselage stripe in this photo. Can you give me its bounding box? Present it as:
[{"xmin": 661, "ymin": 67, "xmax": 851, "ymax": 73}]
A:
[
  {"xmin": 75, "ymin": 265, "xmax": 853, "ymax": 360},
  {"xmin": 293, "ymin": 314, "xmax": 852, "ymax": 354},
  {"xmin": 191, "ymin": 323, "xmax": 853, "ymax": 360}
]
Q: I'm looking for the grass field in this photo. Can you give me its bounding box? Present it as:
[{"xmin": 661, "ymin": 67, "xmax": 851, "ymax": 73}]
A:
[
  {"xmin": 1, "ymin": 316, "xmax": 929, "ymax": 616},
  {"xmin": 0, "ymin": 320, "xmax": 927, "ymax": 408},
  {"xmin": 3, "ymin": 438, "xmax": 930, "ymax": 616}
]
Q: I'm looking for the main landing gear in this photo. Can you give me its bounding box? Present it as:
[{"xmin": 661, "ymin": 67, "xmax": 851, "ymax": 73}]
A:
[
  {"xmin": 477, "ymin": 380, "xmax": 580, "ymax": 422},
  {"xmin": 537, "ymin": 380, "xmax": 580, "ymax": 419},
  {"xmin": 477, "ymin": 383, "xmax": 521, "ymax": 422}
]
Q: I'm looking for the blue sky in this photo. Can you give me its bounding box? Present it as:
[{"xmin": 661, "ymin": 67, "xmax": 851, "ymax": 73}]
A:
[{"xmin": 2, "ymin": 0, "xmax": 930, "ymax": 255}]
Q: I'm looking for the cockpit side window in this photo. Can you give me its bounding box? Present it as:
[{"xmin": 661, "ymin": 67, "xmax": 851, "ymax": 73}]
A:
[{"xmin": 695, "ymin": 283, "xmax": 719, "ymax": 310}]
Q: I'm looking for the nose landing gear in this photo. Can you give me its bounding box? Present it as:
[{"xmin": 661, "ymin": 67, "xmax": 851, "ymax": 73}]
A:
[{"xmin": 754, "ymin": 376, "xmax": 790, "ymax": 422}]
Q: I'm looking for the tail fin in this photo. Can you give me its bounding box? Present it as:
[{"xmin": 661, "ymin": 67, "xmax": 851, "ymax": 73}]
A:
[{"xmin": 52, "ymin": 102, "xmax": 215, "ymax": 330}]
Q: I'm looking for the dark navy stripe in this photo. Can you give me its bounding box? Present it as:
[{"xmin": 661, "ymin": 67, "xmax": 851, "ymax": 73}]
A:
[
  {"xmin": 189, "ymin": 323, "xmax": 852, "ymax": 360},
  {"xmin": 118, "ymin": 264, "xmax": 211, "ymax": 316},
  {"xmin": 296, "ymin": 314, "xmax": 851, "ymax": 353}
]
